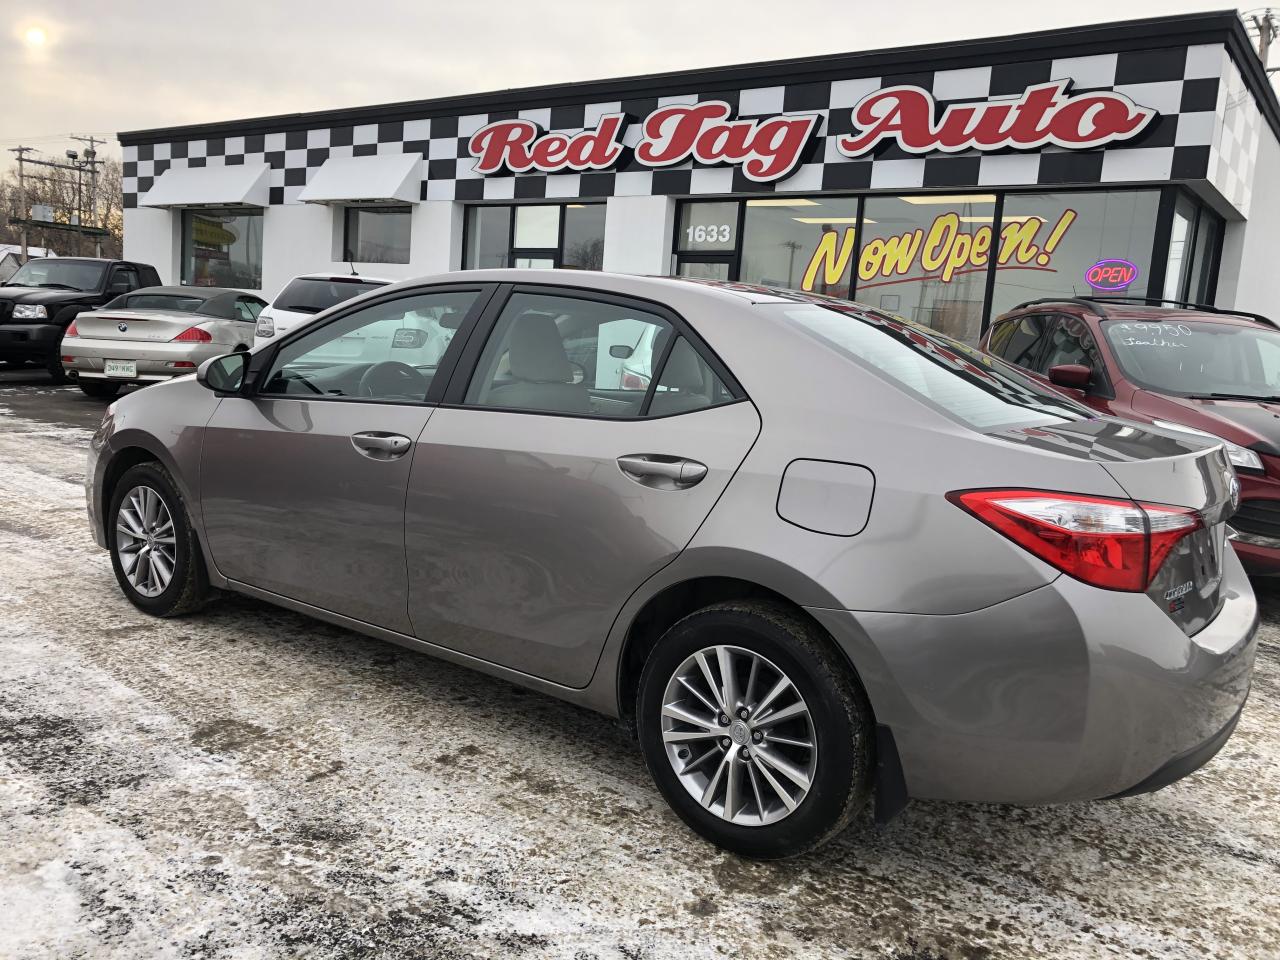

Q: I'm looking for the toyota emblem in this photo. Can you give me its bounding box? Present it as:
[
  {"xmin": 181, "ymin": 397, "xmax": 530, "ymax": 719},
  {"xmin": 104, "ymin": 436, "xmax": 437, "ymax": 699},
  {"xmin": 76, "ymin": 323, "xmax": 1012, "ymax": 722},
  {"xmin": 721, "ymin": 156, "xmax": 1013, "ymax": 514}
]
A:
[{"xmin": 117, "ymin": 322, "xmax": 128, "ymax": 333}]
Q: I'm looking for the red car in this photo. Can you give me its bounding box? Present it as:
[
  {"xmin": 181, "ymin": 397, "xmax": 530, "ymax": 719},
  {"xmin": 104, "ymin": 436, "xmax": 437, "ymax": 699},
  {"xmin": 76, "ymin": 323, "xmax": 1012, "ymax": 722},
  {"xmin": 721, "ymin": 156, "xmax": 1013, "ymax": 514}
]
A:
[{"xmin": 982, "ymin": 297, "xmax": 1280, "ymax": 575}]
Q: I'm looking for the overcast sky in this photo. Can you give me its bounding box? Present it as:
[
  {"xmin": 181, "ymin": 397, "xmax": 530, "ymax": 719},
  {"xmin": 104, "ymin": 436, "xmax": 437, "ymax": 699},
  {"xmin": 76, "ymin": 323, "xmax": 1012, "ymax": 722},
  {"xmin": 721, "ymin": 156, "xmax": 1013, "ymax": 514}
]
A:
[{"xmin": 0, "ymin": 1, "xmax": 1257, "ymax": 172}]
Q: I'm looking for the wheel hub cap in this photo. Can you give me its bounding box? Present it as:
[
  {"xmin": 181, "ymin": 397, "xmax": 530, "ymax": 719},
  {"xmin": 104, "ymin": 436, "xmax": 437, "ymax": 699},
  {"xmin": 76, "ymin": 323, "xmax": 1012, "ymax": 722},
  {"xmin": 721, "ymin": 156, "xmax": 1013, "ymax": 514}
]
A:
[
  {"xmin": 660, "ymin": 644, "xmax": 817, "ymax": 826},
  {"xmin": 114, "ymin": 484, "xmax": 177, "ymax": 598}
]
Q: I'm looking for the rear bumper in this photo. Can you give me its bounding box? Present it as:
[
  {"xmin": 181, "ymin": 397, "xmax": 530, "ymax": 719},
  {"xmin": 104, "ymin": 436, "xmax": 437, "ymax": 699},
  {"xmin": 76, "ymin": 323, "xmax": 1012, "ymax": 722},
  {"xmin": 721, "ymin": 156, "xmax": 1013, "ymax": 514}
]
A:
[
  {"xmin": 63, "ymin": 337, "xmax": 229, "ymax": 383},
  {"xmin": 0, "ymin": 322, "xmax": 62, "ymax": 359},
  {"xmin": 808, "ymin": 546, "xmax": 1257, "ymax": 805}
]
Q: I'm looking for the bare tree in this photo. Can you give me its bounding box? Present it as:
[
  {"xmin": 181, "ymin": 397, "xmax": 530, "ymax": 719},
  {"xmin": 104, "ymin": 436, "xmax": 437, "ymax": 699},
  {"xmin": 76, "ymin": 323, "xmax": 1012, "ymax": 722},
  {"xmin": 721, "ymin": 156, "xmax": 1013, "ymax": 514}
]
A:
[{"xmin": 1, "ymin": 152, "xmax": 124, "ymax": 258}]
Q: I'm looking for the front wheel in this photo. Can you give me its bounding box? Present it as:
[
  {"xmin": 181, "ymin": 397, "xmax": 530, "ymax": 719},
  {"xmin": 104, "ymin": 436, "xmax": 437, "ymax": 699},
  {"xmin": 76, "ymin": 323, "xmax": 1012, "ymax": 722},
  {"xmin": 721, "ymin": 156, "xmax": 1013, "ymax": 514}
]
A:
[
  {"xmin": 637, "ymin": 601, "xmax": 873, "ymax": 859},
  {"xmin": 79, "ymin": 381, "xmax": 121, "ymax": 399},
  {"xmin": 107, "ymin": 462, "xmax": 210, "ymax": 617}
]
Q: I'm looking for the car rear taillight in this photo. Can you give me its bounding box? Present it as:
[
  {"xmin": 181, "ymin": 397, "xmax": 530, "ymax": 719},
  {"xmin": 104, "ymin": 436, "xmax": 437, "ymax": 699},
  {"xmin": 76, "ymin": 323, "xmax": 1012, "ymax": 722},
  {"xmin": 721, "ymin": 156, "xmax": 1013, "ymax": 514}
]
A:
[
  {"xmin": 948, "ymin": 489, "xmax": 1202, "ymax": 592},
  {"xmin": 171, "ymin": 326, "xmax": 213, "ymax": 343},
  {"xmin": 622, "ymin": 371, "xmax": 649, "ymax": 390},
  {"xmin": 65, "ymin": 320, "xmax": 79, "ymax": 337}
]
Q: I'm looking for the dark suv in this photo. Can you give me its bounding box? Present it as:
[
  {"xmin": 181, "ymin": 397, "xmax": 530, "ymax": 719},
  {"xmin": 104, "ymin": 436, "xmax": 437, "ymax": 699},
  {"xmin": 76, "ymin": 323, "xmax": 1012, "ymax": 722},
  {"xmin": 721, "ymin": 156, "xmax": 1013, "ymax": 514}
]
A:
[
  {"xmin": 982, "ymin": 296, "xmax": 1280, "ymax": 575},
  {"xmin": 0, "ymin": 257, "xmax": 161, "ymax": 381}
]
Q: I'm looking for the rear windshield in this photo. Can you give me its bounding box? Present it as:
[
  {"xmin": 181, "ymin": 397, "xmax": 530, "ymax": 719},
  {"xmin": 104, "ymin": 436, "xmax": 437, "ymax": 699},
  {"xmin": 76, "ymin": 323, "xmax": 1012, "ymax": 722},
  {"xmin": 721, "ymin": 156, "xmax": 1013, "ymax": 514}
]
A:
[
  {"xmin": 272, "ymin": 277, "xmax": 385, "ymax": 315},
  {"xmin": 119, "ymin": 294, "xmax": 203, "ymax": 312},
  {"xmin": 773, "ymin": 303, "xmax": 1090, "ymax": 431},
  {"xmin": 1102, "ymin": 319, "xmax": 1280, "ymax": 400}
]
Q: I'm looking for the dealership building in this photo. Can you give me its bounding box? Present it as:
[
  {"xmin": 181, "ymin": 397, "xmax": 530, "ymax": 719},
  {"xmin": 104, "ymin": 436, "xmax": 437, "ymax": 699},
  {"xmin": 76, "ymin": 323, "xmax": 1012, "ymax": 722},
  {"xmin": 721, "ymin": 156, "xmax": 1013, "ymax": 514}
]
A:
[{"xmin": 120, "ymin": 11, "xmax": 1280, "ymax": 341}]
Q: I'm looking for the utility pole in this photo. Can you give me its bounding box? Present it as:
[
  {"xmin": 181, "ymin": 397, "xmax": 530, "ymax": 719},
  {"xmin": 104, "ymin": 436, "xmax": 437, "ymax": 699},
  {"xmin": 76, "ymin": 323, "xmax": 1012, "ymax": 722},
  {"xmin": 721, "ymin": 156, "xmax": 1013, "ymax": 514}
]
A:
[
  {"xmin": 8, "ymin": 146, "xmax": 33, "ymax": 261},
  {"xmin": 1253, "ymin": 10, "xmax": 1277, "ymax": 68},
  {"xmin": 71, "ymin": 135, "xmax": 106, "ymax": 256}
]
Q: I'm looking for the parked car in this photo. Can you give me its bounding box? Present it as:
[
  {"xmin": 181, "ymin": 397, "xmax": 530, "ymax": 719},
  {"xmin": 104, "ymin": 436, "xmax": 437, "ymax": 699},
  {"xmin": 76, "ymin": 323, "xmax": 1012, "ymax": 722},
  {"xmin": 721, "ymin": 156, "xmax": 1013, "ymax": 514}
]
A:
[
  {"xmin": 86, "ymin": 272, "xmax": 1256, "ymax": 859},
  {"xmin": 0, "ymin": 257, "xmax": 161, "ymax": 381},
  {"xmin": 983, "ymin": 297, "xmax": 1280, "ymax": 575},
  {"xmin": 252, "ymin": 273, "xmax": 391, "ymax": 349},
  {"xmin": 61, "ymin": 286, "xmax": 268, "ymax": 399}
]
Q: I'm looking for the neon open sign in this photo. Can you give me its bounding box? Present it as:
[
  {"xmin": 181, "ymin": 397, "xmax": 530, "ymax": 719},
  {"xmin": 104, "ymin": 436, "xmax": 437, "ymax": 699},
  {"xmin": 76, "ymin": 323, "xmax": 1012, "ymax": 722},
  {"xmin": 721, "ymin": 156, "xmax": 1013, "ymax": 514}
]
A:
[{"xmin": 1086, "ymin": 258, "xmax": 1139, "ymax": 291}]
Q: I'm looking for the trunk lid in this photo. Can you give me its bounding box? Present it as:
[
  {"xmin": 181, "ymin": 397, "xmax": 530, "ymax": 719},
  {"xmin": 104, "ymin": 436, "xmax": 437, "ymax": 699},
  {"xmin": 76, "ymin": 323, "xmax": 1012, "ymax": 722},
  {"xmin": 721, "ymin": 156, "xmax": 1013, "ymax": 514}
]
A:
[
  {"xmin": 991, "ymin": 417, "xmax": 1237, "ymax": 634},
  {"xmin": 76, "ymin": 309, "xmax": 202, "ymax": 342}
]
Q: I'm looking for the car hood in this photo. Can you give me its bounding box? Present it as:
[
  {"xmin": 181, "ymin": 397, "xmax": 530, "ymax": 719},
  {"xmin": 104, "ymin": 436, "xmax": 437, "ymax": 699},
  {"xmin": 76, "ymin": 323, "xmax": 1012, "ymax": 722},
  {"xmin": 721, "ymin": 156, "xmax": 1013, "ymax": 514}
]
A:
[
  {"xmin": 0, "ymin": 286, "xmax": 95, "ymax": 306},
  {"xmin": 1137, "ymin": 392, "xmax": 1280, "ymax": 456}
]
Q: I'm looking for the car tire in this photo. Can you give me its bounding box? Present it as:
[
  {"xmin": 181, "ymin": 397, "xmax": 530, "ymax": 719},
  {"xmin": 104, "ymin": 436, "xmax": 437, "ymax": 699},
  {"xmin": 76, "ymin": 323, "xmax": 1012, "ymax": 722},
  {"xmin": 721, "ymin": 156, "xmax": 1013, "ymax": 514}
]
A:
[
  {"xmin": 107, "ymin": 462, "xmax": 210, "ymax": 617},
  {"xmin": 636, "ymin": 600, "xmax": 873, "ymax": 859},
  {"xmin": 79, "ymin": 381, "xmax": 121, "ymax": 399}
]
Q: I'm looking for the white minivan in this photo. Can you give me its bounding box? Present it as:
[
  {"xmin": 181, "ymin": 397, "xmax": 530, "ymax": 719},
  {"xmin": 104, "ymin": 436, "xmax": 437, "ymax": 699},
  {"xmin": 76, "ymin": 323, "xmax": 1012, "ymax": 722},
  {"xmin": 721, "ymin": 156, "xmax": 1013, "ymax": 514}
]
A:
[{"xmin": 253, "ymin": 273, "xmax": 392, "ymax": 350}]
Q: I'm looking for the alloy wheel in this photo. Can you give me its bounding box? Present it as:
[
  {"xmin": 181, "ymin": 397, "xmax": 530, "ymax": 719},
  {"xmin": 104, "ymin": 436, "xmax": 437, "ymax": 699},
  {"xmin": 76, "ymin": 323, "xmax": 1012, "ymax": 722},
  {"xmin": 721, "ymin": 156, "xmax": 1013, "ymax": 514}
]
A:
[
  {"xmin": 660, "ymin": 644, "xmax": 817, "ymax": 826},
  {"xmin": 115, "ymin": 485, "xmax": 177, "ymax": 598}
]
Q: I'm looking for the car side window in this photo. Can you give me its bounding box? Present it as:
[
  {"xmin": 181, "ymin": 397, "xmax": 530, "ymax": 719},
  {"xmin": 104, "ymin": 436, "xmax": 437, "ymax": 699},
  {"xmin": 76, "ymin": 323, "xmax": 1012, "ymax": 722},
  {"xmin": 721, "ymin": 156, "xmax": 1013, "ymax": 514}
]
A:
[
  {"xmin": 261, "ymin": 290, "xmax": 479, "ymax": 402},
  {"xmin": 1042, "ymin": 316, "xmax": 1101, "ymax": 372},
  {"xmin": 235, "ymin": 297, "xmax": 264, "ymax": 322},
  {"xmin": 106, "ymin": 266, "xmax": 140, "ymax": 297},
  {"xmin": 988, "ymin": 314, "xmax": 1051, "ymax": 371},
  {"xmin": 464, "ymin": 292, "xmax": 674, "ymax": 418}
]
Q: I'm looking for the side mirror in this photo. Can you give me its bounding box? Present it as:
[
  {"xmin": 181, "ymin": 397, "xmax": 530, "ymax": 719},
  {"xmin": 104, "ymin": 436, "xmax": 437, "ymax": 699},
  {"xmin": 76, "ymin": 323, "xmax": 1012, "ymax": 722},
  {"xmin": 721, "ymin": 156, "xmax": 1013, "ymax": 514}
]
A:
[
  {"xmin": 197, "ymin": 352, "xmax": 250, "ymax": 394},
  {"xmin": 1047, "ymin": 363, "xmax": 1091, "ymax": 390}
]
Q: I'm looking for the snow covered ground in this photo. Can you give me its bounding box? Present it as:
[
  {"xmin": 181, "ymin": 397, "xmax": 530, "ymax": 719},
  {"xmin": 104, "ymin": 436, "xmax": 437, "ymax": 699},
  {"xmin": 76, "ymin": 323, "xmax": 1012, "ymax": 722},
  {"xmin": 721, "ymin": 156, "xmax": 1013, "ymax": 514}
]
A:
[{"xmin": 1, "ymin": 375, "xmax": 1278, "ymax": 960}]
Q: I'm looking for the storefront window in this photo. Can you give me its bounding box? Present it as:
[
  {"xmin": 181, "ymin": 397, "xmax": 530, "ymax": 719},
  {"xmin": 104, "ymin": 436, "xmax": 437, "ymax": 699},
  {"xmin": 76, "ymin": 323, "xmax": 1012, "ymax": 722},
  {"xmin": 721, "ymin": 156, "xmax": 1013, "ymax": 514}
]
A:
[
  {"xmin": 1163, "ymin": 193, "xmax": 1197, "ymax": 301},
  {"xmin": 343, "ymin": 206, "xmax": 411, "ymax": 264},
  {"xmin": 180, "ymin": 208, "xmax": 263, "ymax": 288},
  {"xmin": 562, "ymin": 204, "xmax": 606, "ymax": 270},
  {"xmin": 740, "ymin": 197, "xmax": 860, "ymax": 295},
  {"xmin": 858, "ymin": 195, "xmax": 994, "ymax": 342},
  {"xmin": 1187, "ymin": 211, "xmax": 1222, "ymax": 304},
  {"xmin": 463, "ymin": 203, "xmax": 605, "ymax": 270},
  {"xmin": 678, "ymin": 202, "xmax": 739, "ymax": 253},
  {"xmin": 464, "ymin": 206, "xmax": 512, "ymax": 269},
  {"xmin": 988, "ymin": 191, "xmax": 1160, "ymax": 319}
]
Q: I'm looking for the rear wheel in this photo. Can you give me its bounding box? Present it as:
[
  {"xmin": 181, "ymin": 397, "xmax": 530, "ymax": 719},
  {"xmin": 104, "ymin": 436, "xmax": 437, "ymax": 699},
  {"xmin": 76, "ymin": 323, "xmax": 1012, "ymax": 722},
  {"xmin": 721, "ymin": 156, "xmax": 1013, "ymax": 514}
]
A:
[
  {"xmin": 107, "ymin": 462, "xmax": 210, "ymax": 617},
  {"xmin": 79, "ymin": 381, "xmax": 121, "ymax": 399},
  {"xmin": 636, "ymin": 600, "xmax": 873, "ymax": 859}
]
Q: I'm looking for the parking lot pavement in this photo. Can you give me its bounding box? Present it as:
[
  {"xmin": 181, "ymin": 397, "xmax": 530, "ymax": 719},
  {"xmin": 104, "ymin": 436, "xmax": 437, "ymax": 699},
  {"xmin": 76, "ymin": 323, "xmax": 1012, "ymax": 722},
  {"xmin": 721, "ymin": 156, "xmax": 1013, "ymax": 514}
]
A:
[{"xmin": 1, "ymin": 373, "xmax": 1278, "ymax": 960}]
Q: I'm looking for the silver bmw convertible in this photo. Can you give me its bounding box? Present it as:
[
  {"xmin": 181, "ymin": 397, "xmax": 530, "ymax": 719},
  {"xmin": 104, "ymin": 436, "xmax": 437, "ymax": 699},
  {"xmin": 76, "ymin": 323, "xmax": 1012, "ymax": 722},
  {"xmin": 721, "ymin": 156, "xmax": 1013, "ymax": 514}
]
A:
[
  {"xmin": 85, "ymin": 270, "xmax": 1258, "ymax": 858},
  {"xmin": 63, "ymin": 286, "xmax": 267, "ymax": 399}
]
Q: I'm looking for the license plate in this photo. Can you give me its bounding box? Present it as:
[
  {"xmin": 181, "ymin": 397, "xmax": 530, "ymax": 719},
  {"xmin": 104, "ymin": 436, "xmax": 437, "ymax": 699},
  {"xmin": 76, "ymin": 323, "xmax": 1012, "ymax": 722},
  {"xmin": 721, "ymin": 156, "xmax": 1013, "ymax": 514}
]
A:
[{"xmin": 104, "ymin": 359, "xmax": 137, "ymax": 379}]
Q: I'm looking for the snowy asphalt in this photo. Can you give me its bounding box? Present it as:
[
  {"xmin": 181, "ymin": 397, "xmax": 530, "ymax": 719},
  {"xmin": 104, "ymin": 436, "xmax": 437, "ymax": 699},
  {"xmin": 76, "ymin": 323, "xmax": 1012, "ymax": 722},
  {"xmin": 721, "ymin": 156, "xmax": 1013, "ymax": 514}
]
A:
[{"xmin": 1, "ymin": 367, "xmax": 1278, "ymax": 960}]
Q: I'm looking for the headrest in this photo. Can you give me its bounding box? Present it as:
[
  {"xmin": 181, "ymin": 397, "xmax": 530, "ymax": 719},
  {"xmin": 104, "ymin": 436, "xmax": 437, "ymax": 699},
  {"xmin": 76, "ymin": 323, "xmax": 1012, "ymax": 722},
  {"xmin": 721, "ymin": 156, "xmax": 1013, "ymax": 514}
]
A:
[
  {"xmin": 508, "ymin": 313, "xmax": 572, "ymax": 383},
  {"xmin": 660, "ymin": 337, "xmax": 706, "ymax": 391}
]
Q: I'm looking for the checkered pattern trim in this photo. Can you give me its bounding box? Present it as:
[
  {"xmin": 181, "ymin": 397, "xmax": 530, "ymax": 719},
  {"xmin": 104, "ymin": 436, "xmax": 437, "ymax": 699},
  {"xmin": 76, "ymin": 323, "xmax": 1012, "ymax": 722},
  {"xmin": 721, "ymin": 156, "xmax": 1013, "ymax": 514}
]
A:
[
  {"xmin": 1207, "ymin": 51, "xmax": 1263, "ymax": 216},
  {"xmin": 122, "ymin": 42, "xmax": 1241, "ymax": 212}
]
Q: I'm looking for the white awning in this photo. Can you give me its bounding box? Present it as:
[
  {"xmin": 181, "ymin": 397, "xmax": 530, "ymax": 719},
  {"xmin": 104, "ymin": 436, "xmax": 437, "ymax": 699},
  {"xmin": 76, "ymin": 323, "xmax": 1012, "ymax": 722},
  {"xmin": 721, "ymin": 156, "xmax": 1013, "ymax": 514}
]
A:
[
  {"xmin": 141, "ymin": 163, "xmax": 270, "ymax": 208},
  {"xmin": 296, "ymin": 153, "xmax": 421, "ymax": 205}
]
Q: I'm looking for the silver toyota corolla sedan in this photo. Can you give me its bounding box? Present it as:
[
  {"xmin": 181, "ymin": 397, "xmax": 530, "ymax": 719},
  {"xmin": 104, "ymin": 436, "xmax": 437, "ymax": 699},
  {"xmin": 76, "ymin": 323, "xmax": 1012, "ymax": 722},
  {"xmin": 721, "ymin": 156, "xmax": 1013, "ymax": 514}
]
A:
[
  {"xmin": 85, "ymin": 270, "xmax": 1258, "ymax": 858},
  {"xmin": 63, "ymin": 286, "xmax": 267, "ymax": 399}
]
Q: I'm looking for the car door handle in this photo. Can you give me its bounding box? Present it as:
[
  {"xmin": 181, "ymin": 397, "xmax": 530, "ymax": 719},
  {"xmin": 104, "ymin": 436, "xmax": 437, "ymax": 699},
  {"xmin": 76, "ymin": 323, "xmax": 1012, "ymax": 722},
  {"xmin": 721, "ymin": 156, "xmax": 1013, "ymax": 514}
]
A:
[
  {"xmin": 351, "ymin": 431, "xmax": 413, "ymax": 460},
  {"xmin": 617, "ymin": 454, "xmax": 708, "ymax": 489}
]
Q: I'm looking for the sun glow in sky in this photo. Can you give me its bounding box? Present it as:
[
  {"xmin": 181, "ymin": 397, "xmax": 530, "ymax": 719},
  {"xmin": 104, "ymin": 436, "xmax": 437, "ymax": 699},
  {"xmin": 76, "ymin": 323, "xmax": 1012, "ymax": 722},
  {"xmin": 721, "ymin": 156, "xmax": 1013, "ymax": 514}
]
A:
[{"xmin": 23, "ymin": 26, "xmax": 47, "ymax": 47}]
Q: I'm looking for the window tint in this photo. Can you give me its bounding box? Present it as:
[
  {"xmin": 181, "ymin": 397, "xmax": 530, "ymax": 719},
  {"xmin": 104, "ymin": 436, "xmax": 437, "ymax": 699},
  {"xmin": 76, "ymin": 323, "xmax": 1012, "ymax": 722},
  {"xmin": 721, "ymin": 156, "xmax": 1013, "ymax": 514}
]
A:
[
  {"xmin": 272, "ymin": 277, "xmax": 386, "ymax": 315},
  {"xmin": 262, "ymin": 290, "xmax": 478, "ymax": 401},
  {"xmin": 649, "ymin": 336, "xmax": 734, "ymax": 416},
  {"xmin": 987, "ymin": 315, "xmax": 1051, "ymax": 370},
  {"xmin": 465, "ymin": 292, "xmax": 673, "ymax": 418}
]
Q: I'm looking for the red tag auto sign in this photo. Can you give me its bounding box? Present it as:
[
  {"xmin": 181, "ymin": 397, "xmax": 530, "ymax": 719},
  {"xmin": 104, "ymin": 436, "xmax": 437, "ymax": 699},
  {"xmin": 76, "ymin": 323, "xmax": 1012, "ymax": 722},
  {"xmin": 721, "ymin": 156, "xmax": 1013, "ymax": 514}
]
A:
[{"xmin": 467, "ymin": 80, "xmax": 1157, "ymax": 181}]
